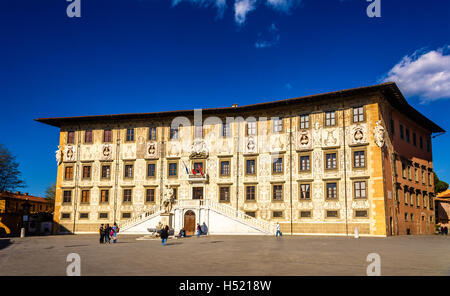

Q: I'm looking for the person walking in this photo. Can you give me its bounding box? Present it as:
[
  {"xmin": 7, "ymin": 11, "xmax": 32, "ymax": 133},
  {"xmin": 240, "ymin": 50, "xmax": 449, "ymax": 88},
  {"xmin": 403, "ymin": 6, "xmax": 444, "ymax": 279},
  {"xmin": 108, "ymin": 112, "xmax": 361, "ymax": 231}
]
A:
[
  {"xmin": 160, "ymin": 225, "xmax": 169, "ymax": 246},
  {"xmin": 111, "ymin": 223, "xmax": 119, "ymax": 243},
  {"xmin": 105, "ymin": 224, "xmax": 111, "ymax": 244},
  {"xmin": 99, "ymin": 224, "xmax": 105, "ymax": 244},
  {"xmin": 275, "ymin": 222, "xmax": 282, "ymax": 238}
]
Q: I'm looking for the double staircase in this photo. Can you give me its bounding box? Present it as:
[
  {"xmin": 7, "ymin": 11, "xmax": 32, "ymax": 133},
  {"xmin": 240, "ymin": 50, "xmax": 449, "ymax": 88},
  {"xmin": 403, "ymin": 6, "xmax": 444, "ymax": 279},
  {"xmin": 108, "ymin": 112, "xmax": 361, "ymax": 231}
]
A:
[{"xmin": 119, "ymin": 199, "xmax": 275, "ymax": 235}]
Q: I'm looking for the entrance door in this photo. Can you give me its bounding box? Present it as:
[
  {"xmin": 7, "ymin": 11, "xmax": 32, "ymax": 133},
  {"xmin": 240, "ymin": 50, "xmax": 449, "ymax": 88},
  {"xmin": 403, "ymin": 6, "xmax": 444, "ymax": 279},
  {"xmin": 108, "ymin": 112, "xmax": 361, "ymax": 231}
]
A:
[
  {"xmin": 193, "ymin": 187, "xmax": 203, "ymax": 200},
  {"xmin": 184, "ymin": 210, "xmax": 196, "ymax": 236}
]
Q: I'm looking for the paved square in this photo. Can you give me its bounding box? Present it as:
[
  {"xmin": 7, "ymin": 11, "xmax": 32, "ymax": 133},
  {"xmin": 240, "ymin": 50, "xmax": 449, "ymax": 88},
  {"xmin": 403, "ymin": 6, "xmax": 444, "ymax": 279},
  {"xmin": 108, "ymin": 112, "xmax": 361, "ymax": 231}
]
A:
[{"xmin": 1, "ymin": 234, "xmax": 449, "ymax": 276}]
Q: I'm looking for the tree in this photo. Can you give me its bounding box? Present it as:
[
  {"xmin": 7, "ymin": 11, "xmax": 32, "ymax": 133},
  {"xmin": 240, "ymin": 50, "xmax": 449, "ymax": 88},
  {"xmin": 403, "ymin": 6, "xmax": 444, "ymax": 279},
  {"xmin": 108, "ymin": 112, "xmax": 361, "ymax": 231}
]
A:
[
  {"xmin": 0, "ymin": 144, "xmax": 25, "ymax": 192},
  {"xmin": 45, "ymin": 183, "xmax": 56, "ymax": 200},
  {"xmin": 434, "ymin": 172, "xmax": 449, "ymax": 194}
]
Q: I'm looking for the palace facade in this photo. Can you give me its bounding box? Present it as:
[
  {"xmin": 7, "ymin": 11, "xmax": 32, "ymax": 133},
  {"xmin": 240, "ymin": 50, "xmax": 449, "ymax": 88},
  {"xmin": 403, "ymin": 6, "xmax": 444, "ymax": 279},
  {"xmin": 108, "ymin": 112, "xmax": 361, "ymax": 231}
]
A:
[{"xmin": 36, "ymin": 82, "xmax": 444, "ymax": 236}]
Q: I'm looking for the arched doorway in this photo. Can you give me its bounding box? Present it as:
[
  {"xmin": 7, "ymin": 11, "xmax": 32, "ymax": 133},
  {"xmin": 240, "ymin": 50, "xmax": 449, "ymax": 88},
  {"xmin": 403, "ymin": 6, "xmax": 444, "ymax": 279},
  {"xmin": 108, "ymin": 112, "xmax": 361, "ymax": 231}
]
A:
[{"xmin": 184, "ymin": 210, "xmax": 196, "ymax": 236}]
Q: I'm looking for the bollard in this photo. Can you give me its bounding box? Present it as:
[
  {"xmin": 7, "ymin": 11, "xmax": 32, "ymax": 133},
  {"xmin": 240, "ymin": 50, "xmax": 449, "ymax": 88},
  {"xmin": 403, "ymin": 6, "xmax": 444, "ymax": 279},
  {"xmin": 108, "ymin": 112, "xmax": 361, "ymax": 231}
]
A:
[
  {"xmin": 20, "ymin": 227, "xmax": 25, "ymax": 238},
  {"xmin": 354, "ymin": 227, "xmax": 359, "ymax": 239}
]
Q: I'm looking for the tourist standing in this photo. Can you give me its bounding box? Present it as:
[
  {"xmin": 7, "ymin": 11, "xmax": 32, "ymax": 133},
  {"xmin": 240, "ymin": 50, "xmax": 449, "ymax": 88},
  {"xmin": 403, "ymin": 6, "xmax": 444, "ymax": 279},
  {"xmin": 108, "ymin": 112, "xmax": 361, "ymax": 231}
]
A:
[
  {"xmin": 105, "ymin": 224, "xmax": 111, "ymax": 244},
  {"xmin": 276, "ymin": 222, "xmax": 282, "ymax": 238},
  {"xmin": 196, "ymin": 223, "xmax": 201, "ymax": 237},
  {"xmin": 99, "ymin": 224, "xmax": 105, "ymax": 244},
  {"xmin": 160, "ymin": 225, "xmax": 169, "ymax": 246},
  {"xmin": 111, "ymin": 223, "xmax": 119, "ymax": 243}
]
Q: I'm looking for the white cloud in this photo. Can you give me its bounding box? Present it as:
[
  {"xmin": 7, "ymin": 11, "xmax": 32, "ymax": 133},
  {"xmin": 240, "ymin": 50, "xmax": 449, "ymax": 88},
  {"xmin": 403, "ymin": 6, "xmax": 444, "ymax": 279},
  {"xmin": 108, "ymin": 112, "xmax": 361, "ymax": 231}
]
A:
[
  {"xmin": 254, "ymin": 22, "xmax": 280, "ymax": 48},
  {"xmin": 382, "ymin": 46, "xmax": 450, "ymax": 103},
  {"xmin": 172, "ymin": 0, "xmax": 227, "ymax": 17},
  {"xmin": 234, "ymin": 0, "xmax": 257, "ymax": 25},
  {"xmin": 265, "ymin": 0, "xmax": 301, "ymax": 12}
]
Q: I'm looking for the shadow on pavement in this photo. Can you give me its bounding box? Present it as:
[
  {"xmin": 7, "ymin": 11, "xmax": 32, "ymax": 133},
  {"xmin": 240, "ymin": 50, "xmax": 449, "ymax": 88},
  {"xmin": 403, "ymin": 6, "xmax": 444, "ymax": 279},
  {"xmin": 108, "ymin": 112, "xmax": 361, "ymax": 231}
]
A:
[{"xmin": 0, "ymin": 239, "xmax": 12, "ymax": 250}]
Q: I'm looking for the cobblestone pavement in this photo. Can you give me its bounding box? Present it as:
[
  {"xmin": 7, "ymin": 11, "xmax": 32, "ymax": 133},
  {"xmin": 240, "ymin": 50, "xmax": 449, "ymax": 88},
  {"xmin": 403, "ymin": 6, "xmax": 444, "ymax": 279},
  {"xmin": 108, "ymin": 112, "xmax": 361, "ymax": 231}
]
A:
[{"xmin": 1, "ymin": 234, "xmax": 449, "ymax": 276}]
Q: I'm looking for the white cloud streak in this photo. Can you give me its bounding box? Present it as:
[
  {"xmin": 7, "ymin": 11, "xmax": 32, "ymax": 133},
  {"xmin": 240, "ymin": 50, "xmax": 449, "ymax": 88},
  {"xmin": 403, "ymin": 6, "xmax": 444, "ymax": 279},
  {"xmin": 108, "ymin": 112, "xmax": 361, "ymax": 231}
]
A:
[{"xmin": 382, "ymin": 46, "xmax": 450, "ymax": 103}]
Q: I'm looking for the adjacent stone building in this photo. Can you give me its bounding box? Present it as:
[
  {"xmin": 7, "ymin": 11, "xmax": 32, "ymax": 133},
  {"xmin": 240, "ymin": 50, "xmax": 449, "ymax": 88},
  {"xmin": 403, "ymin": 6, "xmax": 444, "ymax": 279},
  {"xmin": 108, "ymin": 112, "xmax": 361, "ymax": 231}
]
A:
[{"xmin": 36, "ymin": 82, "xmax": 444, "ymax": 236}]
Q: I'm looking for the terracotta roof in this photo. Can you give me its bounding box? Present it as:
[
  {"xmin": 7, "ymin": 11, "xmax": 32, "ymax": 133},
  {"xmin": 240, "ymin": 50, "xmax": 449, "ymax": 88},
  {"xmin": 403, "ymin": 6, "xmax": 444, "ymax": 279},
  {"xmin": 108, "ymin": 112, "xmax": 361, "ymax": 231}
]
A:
[
  {"xmin": 35, "ymin": 82, "xmax": 445, "ymax": 133},
  {"xmin": 0, "ymin": 191, "xmax": 52, "ymax": 204},
  {"xmin": 437, "ymin": 189, "xmax": 450, "ymax": 199}
]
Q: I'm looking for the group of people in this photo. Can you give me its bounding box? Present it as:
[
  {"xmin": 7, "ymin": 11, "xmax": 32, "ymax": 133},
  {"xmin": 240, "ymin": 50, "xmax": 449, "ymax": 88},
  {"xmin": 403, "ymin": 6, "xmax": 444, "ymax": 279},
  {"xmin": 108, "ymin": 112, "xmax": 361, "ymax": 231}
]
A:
[
  {"xmin": 440, "ymin": 226, "xmax": 449, "ymax": 235},
  {"xmin": 159, "ymin": 225, "xmax": 170, "ymax": 246},
  {"xmin": 99, "ymin": 223, "xmax": 119, "ymax": 244}
]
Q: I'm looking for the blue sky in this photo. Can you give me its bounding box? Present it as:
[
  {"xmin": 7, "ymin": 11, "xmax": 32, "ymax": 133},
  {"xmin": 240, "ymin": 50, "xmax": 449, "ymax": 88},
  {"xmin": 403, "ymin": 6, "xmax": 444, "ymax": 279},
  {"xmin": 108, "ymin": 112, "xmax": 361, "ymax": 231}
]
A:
[{"xmin": 0, "ymin": 0, "xmax": 449, "ymax": 196}]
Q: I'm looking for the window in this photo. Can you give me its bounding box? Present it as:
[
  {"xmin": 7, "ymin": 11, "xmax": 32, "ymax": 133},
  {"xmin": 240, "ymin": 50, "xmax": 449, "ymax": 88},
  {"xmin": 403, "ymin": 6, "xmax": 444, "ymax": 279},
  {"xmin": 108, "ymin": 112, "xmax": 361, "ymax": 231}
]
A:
[
  {"xmin": 355, "ymin": 210, "xmax": 368, "ymax": 218},
  {"xmin": 81, "ymin": 190, "xmax": 90, "ymax": 204},
  {"xmin": 147, "ymin": 163, "xmax": 156, "ymax": 178},
  {"xmin": 426, "ymin": 138, "xmax": 430, "ymax": 152},
  {"xmin": 429, "ymin": 196, "xmax": 434, "ymax": 210},
  {"xmin": 245, "ymin": 211, "xmax": 256, "ymax": 217},
  {"xmin": 123, "ymin": 189, "xmax": 132, "ymax": 203},
  {"xmin": 353, "ymin": 106, "xmax": 364, "ymax": 123},
  {"xmin": 353, "ymin": 151, "xmax": 365, "ymax": 168},
  {"xmin": 399, "ymin": 124, "xmax": 404, "ymax": 139},
  {"xmin": 170, "ymin": 126, "xmax": 179, "ymax": 140},
  {"xmin": 272, "ymin": 211, "xmax": 283, "ymax": 218},
  {"xmin": 299, "ymin": 155, "xmax": 310, "ymax": 171},
  {"xmin": 246, "ymin": 186, "xmax": 256, "ymax": 201},
  {"xmin": 64, "ymin": 166, "xmax": 74, "ymax": 180},
  {"xmin": 273, "ymin": 118, "xmax": 283, "ymax": 133},
  {"xmin": 420, "ymin": 136, "xmax": 423, "ymax": 149},
  {"xmin": 247, "ymin": 121, "xmax": 257, "ymax": 136},
  {"xmin": 407, "ymin": 165, "xmax": 412, "ymax": 180},
  {"xmin": 405, "ymin": 128, "xmax": 410, "ymax": 143},
  {"xmin": 67, "ymin": 131, "xmax": 75, "ymax": 144},
  {"xmin": 422, "ymin": 169, "xmax": 426, "ymax": 185},
  {"xmin": 246, "ymin": 159, "xmax": 256, "ymax": 175},
  {"xmin": 354, "ymin": 181, "xmax": 367, "ymax": 199},
  {"xmin": 428, "ymin": 171, "xmax": 432, "ymax": 186},
  {"xmin": 325, "ymin": 111, "xmax": 336, "ymax": 126},
  {"xmin": 99, "ymin": 212, "xmax": 108, "ymax": 219},
  {"xmin": 326, "ymin": 210, "xmax": 338, "ymax": 218},
  {"xmin": 146, "ymin": 188, "xmax": 155, "ymax": 203},
  {"xmin": 326, "ymin": 183, "xmax": 338, "ymax": 199},
  {"xmin": 101, "ymin": 165, "xmax": 111, "ymax": 179},
  {"xmin": 410, "ymin": 213, "xmax": 414, "ymax": 221},
  {"xmin": 423, "ymin": 194, "xmax": 427, "ymax": 209},
  {"xmin": 416, "ymin": 193, "xmax": 420, "ymax": 208},
  {"xmin": 219, "ymin": 186, "xmax": 230, "ymax": 202},
  {"xmin": 195, "ymin": 125, "xmax": 203, "ymax": 138},
  {"xmin": 104, "ymin": 129, "xmax": 112, "ymax": 142},
  {"xmin": 82, "ymin": 166, "xmax": 91, "ymax": 179},
  {"xmin": 149, "ymin": 127, "xmax": 156, "ymax": 140},
  {"xmin": 100, "ymin": 190, "xmax": 109, "ymax": 203},
  {"xmin": 122, "ymin": 212, "xmax": 131, "ymax": 219},
  {"xmin": 402, "ymin": 162, "xmax": 406, "ymax": 178},
  {"xmin": 414, "ymin": 167, "xmax": 419, "ymax": 182},
  {"xmin": 325, "ymin": 153, "xmax": 337, "ymax": 170},
  {"xmin": 272, "ymin": 157, "xmax": 283, "ymax": 174},
  {"xmin": 61, "ymin": 213, "xmax": 71, "ymax": 219},
  {"xmin": 168, "ymin": 162, "xmax": 178, "ymax": 177},
  {"xmin": 220, "ymin": 161, "xmax": 230, "ymax": 176},
  {"xmin": 79, "ymin": 213, "xmax": 89, "ymax": 219},
  {"xmin": 404, "ymin": 213, "xmax": 408, "ymax": 221},
  {"xmin": 126, "ymin": 128, "xmax": 134, "ymax": 141},
  {"xmin": 300, "ymin": 211, "xmax": 311, "ymax": 218},
  {"xmin": 63, "ymin": 190, "xmax": 72, "ymax": 203},
  {"xmin": 413, "ymin": 132, "xmax": 417, "ymax": 146},
  {"xmin": 300, "ymin": 114, "xmax": 309, "ymax": 129},
  {"xmin": 172, "ymin": 187, "xmax": 178, "ymax": 200},
  {"xmin": 299, "ymin": 183, "xmax": 311, "ymax": 200},
  {"xmin": 404, "ymin": 190, "xmax": 409, "ymax": 205},
  {"xmin": 193, "ymin": 162, "xmax": 204, "ymax": 175},
  {"xmin": 272, "ymin": 185, "xmax": 283, "ymax": 201},
  {"xmin": 222, "ymin": 122, "xmax": 230, "ymax": 137},
  {"xmin": 124, "ymin": 164, "xmax": 133, "ymax": 178},
  {"xmin": 85, "ymin": 130, "xmax": 93, "ymax": 143},
  {"xmin": 390, "ymin": 118, "xmax": 395, "ymax": 136}
]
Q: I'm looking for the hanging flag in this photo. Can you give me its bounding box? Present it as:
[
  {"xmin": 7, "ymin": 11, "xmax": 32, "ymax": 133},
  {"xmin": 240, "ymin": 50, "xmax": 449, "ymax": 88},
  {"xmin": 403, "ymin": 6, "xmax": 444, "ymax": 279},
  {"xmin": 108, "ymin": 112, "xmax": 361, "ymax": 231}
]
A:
[
  {"xmin": 182, "ymin": 160, "xmax": 189, "ymax": 175},
  {"xmin": 199, "ymin": 165, "xmax": 204, "ymax": 177}
]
